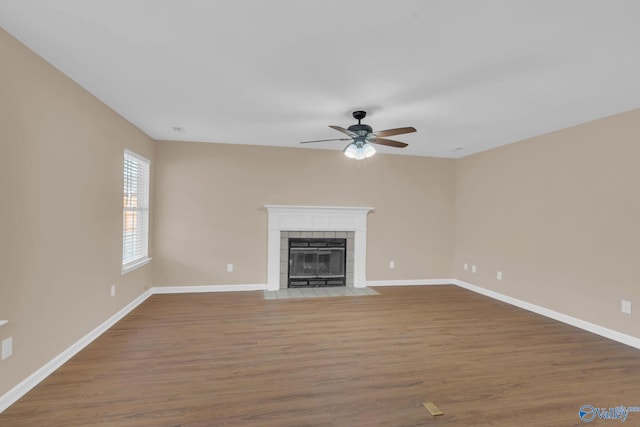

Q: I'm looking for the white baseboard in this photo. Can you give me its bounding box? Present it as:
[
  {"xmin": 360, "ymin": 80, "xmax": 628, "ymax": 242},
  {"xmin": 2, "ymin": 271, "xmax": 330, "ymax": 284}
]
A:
[
  {"xmin": 0, "ymin": 289, "xmax": 153, "ymax": 413},
  {"xmin": 453, "ymin": 279, "xmax": 640, "ymax": 350},
  {"xmin": 367, "ymin": 279, "xmax": 453, "ymax": 287},
  {"xmin": 151, "ymin": 284, "xmax": 267, "ymax": 294}
]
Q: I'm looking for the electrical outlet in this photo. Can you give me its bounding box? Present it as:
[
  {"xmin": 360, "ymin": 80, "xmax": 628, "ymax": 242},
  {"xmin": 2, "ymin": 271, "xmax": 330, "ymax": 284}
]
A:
[
  {"xmin": 621, "ymin": 300, "xmax": 632, "ymax": 314},
  {"xmin": 497, "ymin": 271, "xmax": 502, "ymax": 280},
  {"xmin": 110, "ymin": 284, "xmax": 116, "ymax": 297},
  {"xmin": 227, "ymin": 263, "xmax": 234, "ymax": 272},
  {"xmin": 2, "ymin": 337, "xmax": 12, "ymax": 360},
  {"xmin": 464, "ymin": 263, "xmax": 468, "ymax": 271},
  {"xmin": 471, "ymin": 265, "xmax": 477, "ymax": 273},
  {"xmin": 389, "ymin": 260, "xmax": 395, "ymax": 269}
]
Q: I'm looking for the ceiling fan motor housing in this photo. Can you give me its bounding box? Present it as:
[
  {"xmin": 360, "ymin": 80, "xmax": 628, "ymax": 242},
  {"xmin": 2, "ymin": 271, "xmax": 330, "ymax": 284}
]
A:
[{"xmin": 348, "ymin": 124, "xmax": 372, "ymax": 136}]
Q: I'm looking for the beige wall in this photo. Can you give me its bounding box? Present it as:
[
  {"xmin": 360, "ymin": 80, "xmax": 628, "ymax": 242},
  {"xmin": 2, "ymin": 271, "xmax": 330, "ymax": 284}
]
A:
[
  {"xmin": 455, "ymin": 108, "xmax": 640, "ymax": 337},
  {"xmin": 152, "ymin": 141, "xmax": 455, "ymax": 286},
  {"xmin": 0, "ymin": 29, "xmax": 155, "ymax": 396}
]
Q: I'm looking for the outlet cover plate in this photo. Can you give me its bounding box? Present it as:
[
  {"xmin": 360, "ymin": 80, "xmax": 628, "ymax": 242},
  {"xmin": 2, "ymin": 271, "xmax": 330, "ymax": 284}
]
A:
[
  {"xmin": 622, "ymin": 300, "xmax": 632, "ymax": 314},
  {"xmin": 2, "ymin": 337, "xmax": 12, "ymax": 360}
]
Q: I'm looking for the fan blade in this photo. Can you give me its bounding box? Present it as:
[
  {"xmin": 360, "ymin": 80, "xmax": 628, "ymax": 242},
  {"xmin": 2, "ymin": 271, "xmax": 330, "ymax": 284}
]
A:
[
  {"xmin": 373, "ymin": 127, "xmax": 416, "ymax": 138},
  {"xmin": 369, "ymin": 138, "xmax": 408, "ymax": 148},
  {"xmin": 329, "ymin": 125, "xmax": 358, "ymax": 138},
  {"xmin": 300, "ymin": 138, "xmax": 352, "ymax": 144}
]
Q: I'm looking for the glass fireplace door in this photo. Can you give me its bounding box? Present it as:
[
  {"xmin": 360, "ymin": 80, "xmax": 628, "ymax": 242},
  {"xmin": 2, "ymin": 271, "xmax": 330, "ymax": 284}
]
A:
[{"xmin": 288, "ymin": 238, "xmax": 346, "ymax": 287}]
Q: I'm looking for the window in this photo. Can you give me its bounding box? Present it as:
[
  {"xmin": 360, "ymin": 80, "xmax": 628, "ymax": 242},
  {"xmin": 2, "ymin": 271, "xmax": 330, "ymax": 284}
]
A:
[{"xmin": 122, "ymin": 149, "xmax": 150, "ymax": 273}]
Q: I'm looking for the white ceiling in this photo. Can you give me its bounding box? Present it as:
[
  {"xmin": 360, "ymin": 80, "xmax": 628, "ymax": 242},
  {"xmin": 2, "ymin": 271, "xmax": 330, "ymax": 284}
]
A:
[{"xmin": 1, "ymin": 1, "xmax": 639, "ymax": 158}]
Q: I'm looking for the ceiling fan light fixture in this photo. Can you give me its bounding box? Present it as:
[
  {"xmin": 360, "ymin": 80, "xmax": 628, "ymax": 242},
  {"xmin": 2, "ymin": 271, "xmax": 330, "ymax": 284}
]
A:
[
  {"xmin": 362, "ymin": 142, "xmax": 376, "ymax": 158},
  {"xmin": 343, "ymin": 141, "xmax": 376, "ymax": 160},
  {"xmin": 343, "ymin": 143, "xmax": 358, "ymax": 159}
]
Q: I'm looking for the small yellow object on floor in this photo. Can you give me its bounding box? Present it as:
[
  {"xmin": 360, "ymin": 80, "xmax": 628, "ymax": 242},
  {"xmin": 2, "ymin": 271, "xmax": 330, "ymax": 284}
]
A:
[{"xmin": 423, "ymin": 401, "xmax": 444, "ymax": 416}]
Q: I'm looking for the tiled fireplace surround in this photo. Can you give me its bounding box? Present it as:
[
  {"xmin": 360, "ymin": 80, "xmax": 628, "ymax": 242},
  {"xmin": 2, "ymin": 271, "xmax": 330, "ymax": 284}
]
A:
[{"xmin": 265, "ymin": 205, "xmax": 373, "ymax": 291}]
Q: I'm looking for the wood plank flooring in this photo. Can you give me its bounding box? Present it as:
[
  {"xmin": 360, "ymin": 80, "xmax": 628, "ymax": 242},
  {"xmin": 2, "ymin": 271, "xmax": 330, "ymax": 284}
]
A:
[{"xmin": 1, "ymin": 285, "xmax": 639, "ymax": 426}]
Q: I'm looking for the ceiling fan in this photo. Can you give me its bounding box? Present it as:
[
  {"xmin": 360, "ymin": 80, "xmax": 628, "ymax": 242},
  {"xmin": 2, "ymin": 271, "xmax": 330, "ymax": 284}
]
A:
[{"xmin": 300, "ymin": 111, "xmax": 417, "ymax": 159}]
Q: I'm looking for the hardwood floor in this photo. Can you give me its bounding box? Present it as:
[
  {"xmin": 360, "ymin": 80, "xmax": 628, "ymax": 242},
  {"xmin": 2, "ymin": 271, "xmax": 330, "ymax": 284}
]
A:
[{"xmin": 1, "ymin": 285, "xmax": 639, "ymax": 426}]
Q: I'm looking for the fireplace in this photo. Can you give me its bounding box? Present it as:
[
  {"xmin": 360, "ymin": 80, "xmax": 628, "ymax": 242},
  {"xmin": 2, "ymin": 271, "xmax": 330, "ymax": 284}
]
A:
[
  {"xmin": 265, "ymin": 205, "xmax": 373, "ymax": 291},
  {"xmin": 288, "ymin": 238, "xmax": 346, "ymax": 287}
]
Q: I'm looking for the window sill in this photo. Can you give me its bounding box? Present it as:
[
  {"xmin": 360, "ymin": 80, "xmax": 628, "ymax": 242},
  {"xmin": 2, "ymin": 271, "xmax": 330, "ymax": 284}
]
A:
[{"xmin": 121, "ymin": 257, "xmax": 152, "ymax": 275}]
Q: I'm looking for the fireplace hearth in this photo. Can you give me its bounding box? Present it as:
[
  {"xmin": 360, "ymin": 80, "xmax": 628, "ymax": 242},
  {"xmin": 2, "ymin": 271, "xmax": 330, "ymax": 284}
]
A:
[{"xmin": 288, "ymin": 238, "xmax": 346, "ymax": 288}]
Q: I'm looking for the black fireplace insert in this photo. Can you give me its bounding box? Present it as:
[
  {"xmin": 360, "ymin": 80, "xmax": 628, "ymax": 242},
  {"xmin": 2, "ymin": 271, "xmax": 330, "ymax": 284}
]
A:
[{"xmin": 288, "ymin": 238, "xmax": 346, "ymax": 287}]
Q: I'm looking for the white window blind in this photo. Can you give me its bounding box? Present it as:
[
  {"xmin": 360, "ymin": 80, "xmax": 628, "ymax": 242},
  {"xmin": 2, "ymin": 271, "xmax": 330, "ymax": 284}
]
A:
[{"xmin": 122, "ymin": 150, "xmax": 150, "ymax": 272}]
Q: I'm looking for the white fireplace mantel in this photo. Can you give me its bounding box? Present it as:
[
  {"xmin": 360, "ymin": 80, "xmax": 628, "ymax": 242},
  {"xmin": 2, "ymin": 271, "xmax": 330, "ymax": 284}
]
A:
[{"xmin": 265, "ymin": 205, "xmax": 373, "ymax": 291}]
